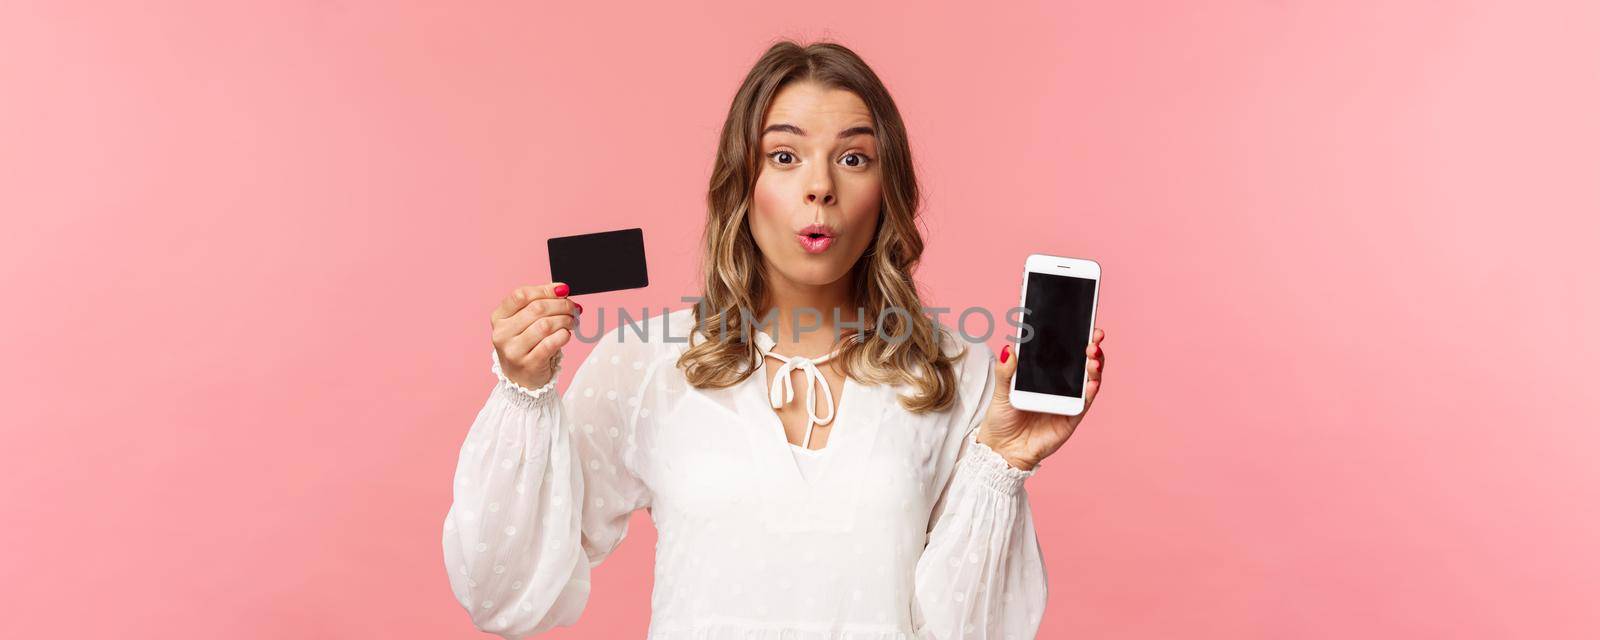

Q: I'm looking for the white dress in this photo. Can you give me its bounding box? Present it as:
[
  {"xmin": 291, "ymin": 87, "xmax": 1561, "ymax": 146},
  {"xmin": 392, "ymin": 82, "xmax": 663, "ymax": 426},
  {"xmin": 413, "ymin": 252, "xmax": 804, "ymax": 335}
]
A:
[
  {"xmin": 789, "ymin": 443, "xmax": 828, "ymax": 485},
  {"xmin": 442, "ymin": 308, "xmax": 1048, "ymax": 639}
]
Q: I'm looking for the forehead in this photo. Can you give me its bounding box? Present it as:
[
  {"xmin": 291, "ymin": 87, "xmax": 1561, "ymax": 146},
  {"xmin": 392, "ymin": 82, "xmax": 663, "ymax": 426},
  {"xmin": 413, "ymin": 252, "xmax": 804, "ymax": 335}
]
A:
[{"xmin": 762, "ymin": 81, "xmax": 872, "ymax": 129}]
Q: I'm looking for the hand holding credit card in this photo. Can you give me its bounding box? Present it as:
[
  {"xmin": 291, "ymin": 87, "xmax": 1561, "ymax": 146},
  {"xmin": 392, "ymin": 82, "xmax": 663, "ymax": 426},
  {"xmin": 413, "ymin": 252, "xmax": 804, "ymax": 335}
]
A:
[{"xmin": 547, "ymin": 228, "xmax": 650, "ymax": 296}]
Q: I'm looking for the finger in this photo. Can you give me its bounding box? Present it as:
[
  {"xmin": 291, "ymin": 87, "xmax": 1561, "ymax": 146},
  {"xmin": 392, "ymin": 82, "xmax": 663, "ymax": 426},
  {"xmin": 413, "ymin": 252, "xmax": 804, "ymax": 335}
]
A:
[
  {"xmin": 505, "ymin": 315, "xmax": 575, "ymax": 363},
  {"xmin": 993, "ymin": 343, "xmax": 1019, "ymax": 405},
  {"xmin": 500, "ymin": 297, "xmax": 578, "ymax": 339},
  {"xmin": 527, "ymin": 326, "xmax": 574, "ymax": 365},
  {"xmin": 1093, "ymin": 327, "xmax": 1104, "ymax": 344},
  {"xmin": 491, "ymin": 282, "xmax": 567, "ymax": 321},
  {"xmin": 506, "ymin": 314, "xmax": 577, "ymax": 362},
  {"xmin": 1083, "ymin": 377, "xmax": 1099, "ymax": 409},
  {"xmin": 1087, "ymin": 354, "xmax": 1101, "ymax": 382}
]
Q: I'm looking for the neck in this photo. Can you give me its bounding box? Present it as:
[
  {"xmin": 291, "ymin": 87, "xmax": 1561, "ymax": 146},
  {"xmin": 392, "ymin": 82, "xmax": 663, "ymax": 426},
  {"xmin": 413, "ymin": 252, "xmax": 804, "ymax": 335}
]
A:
[{"xmin": 758, "ymin": 271, "xmax": 861, "ymax": 349}]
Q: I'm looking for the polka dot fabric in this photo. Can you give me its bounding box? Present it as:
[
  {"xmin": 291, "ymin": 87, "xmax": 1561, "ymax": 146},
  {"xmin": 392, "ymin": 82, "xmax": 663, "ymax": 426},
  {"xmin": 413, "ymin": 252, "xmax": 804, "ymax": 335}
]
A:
[{"xmin": 444, "ymin": 308, "xmax": 1047, "ymax": 639}]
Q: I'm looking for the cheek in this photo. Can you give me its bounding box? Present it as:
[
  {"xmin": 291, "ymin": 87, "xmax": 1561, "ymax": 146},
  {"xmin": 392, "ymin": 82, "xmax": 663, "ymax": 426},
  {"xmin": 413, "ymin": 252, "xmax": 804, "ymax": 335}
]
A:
[
  {"xmin": 750, "ymin": 173, "xmax": 790, "ymax": 240},
  {"xmin": 841, "ymin": 176, "xmax": 883, "ymax": 237}
]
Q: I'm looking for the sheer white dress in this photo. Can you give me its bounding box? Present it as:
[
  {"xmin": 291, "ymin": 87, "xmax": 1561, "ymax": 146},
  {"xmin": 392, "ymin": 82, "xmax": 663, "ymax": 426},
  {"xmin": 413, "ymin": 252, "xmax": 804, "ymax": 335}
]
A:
[{"xmin": 442, "ymin": 307, "xmax": 1048, "ymax": 639}]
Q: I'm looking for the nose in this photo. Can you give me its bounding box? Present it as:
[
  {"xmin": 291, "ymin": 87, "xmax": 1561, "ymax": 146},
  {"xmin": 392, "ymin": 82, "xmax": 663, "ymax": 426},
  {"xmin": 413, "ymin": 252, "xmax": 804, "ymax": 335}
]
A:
[{"xmin": 804, "ymin": 167, "xmax": 835, "ymax": 206}]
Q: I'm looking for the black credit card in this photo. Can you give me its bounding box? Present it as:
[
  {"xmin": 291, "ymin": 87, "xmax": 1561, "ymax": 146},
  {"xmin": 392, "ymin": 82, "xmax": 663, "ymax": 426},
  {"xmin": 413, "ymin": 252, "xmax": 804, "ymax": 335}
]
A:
[{"xmin": 547, "ymin": 228, "xmax": 649, "ymax": 296}]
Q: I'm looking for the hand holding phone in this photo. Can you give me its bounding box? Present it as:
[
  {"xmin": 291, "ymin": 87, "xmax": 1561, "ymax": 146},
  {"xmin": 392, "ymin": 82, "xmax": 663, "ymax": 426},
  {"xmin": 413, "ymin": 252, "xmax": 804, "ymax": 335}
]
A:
[{"xmin": 976, "ymin": 254, "xmax": 1105, "ymax": 471}]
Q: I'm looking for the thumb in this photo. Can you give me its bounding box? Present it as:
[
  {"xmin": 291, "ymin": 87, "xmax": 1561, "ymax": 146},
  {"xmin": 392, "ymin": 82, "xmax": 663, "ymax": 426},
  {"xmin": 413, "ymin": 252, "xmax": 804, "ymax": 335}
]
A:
[{"xmin": 993, "ymin": 343, "xmax": 1019, "ymax": 405}]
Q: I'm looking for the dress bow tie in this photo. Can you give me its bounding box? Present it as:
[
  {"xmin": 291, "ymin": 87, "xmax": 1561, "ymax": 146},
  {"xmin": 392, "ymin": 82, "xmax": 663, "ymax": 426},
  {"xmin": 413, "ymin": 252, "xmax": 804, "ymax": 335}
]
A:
[{"xmin": 754, "ymin": 331, "xmax": 843, "ymax": 450}]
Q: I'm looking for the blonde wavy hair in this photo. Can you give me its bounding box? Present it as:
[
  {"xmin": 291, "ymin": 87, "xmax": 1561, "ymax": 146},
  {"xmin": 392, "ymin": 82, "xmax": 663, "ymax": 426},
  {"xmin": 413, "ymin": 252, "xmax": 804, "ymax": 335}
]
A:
[{"xmin": 677, "ymin": 39, "xmax": 962, "ymax": 413}]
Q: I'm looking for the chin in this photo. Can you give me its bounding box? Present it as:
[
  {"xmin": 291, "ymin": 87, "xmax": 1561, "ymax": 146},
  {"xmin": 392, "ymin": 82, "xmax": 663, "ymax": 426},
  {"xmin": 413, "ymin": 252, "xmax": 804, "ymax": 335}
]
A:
[{"xmin": 773, "ymin": 258, "xmax": 855, "ymax": 288}]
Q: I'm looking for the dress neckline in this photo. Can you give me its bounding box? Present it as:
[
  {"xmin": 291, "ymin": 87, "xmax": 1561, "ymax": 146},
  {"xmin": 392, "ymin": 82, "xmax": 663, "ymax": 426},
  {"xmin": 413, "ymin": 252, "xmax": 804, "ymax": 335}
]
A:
[{"xmin": 753, "ymin": 329, "xmax": 848, "ymax": 450}]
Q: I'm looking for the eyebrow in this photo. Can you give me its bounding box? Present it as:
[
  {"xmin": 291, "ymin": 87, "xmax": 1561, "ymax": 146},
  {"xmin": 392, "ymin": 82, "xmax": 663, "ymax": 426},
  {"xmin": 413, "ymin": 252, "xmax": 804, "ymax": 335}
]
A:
[{"xmin": 762, "ymin": 123, "xmax": 876, "ymax": 139}]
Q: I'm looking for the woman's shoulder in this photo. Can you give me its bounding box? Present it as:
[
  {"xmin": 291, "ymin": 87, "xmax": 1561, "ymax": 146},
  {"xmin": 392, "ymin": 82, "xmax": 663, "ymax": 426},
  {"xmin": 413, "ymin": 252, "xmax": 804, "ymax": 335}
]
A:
[
  {"xmin": 583, "ymin": 306, "xmax": 697, "ymax": 363},
  {"xmin": 917, "ymin": 326, "xmax": 997, "ymax": 451},
  {"xmin": 935, "ymin": 324, "xmax": 995, "ymax": 381},
  {"xmin": 924, "ymin": 324, "xmax": 996, "ymax": 419}
]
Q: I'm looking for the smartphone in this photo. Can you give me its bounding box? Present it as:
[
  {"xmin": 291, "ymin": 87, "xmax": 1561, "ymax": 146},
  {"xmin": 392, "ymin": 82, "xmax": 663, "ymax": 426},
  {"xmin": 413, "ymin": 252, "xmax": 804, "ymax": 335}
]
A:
[{"xmin": 1010, "ymin": 254, "xmax": 1101, "ymax": 416}]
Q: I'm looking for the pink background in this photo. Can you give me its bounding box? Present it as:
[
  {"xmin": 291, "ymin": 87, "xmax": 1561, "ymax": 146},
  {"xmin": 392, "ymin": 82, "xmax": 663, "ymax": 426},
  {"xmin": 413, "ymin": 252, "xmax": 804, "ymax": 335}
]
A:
[{"xmin": 3, "ymin": 1, "xmax": 1597, "ymax": 637}]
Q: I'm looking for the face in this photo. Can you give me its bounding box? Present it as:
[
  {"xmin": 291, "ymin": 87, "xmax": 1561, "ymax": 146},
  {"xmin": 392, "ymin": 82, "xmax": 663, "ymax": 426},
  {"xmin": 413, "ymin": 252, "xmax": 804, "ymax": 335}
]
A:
[{"xmin": 749, "ymin": 80, "xmax": 882, "ymax": 293}]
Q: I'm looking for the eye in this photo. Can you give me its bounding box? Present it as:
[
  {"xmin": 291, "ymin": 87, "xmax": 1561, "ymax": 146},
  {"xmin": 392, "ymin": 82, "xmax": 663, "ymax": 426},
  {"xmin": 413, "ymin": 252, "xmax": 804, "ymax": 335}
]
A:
[
  {"xmin": 839, "ymin": 152, "xmax": 872, "ymax": 168},
  {"xmin": 766, "ymin": 150, "xmax": 797, "ymax": 165}
]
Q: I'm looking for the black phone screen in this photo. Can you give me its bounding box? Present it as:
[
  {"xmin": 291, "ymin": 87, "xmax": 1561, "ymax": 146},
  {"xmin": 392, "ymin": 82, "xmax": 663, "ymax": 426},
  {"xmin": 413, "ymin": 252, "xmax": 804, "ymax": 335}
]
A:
[{"xmin": 1015, "ymin": 272, "xmax": 1097, "ymax": 398}]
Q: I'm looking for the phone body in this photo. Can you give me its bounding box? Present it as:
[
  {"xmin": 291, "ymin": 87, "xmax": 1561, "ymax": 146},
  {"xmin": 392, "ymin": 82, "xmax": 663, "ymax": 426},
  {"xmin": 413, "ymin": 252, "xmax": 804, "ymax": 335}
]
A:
[{"xmin": 1010, "ymin": 254, "xmax": 1101, "ymax": 416}]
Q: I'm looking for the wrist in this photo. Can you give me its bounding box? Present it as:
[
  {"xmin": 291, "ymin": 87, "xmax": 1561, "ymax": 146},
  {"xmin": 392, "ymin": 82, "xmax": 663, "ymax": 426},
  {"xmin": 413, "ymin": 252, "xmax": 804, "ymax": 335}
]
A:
[
  {"xmin": 491, "ymin": 348, "xmax": 562, "ymax": 407},
  {"xmin": 976, "ymin": 425, "xmax": 1036, "ymax": 472}
]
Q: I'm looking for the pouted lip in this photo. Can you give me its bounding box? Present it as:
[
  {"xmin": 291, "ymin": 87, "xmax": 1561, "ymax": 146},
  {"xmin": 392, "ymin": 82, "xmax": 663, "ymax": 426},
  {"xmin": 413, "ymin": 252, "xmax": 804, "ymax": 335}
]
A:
[{"xmin": 796, "ymin": 223, "xmax": 837, "ymax": 239}]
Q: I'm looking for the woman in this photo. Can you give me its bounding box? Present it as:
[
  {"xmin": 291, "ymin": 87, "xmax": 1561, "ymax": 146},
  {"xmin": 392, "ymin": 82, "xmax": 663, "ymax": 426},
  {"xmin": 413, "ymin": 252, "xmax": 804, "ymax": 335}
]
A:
[{"xmin": 443, "ymin": 40, "xmax": 1107, "ymax": 639}]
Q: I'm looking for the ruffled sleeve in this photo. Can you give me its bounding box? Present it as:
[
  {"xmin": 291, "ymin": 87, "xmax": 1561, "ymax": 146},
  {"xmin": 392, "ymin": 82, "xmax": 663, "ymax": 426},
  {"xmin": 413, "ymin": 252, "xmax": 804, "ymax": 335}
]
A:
[
  {"xmin": 911, "ymin": 344, "xmax": 1049, "ymax": 638},
  {"xmin": 441, "ymin": 332, "xmax": 655, "ymax": 639}
]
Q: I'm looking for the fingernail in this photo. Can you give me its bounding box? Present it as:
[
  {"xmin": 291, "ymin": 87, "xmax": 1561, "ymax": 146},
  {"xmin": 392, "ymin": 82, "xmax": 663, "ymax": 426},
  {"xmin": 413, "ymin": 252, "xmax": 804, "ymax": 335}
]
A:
[
  {"xmin": 1000, "ymin": 345, "xmax": 1010, "ymax": 364},
  {"xmin": 553, "ymin": 283, "xmax": 569, "ymax": 297},
  {"xmin": 573, "ymin": 301, "xmax": 583, "ymax": 314}
]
